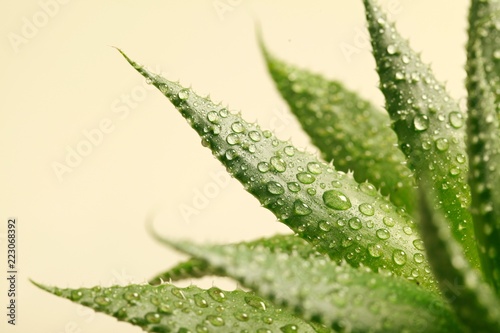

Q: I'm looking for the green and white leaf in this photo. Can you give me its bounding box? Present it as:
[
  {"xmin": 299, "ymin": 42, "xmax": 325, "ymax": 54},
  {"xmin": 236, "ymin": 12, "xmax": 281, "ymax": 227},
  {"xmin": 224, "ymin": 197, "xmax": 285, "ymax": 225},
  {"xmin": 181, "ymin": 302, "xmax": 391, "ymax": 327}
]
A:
[
  {"xmin": 363, "ymin": 0, "xmax": 479, "ymax": 269},
  {"xmin": 154, "ymin": 234, "xmax": 462, "ymax": 333},
  {"xmin": 418, "ymin": 186, "xmax": 500, "ymax": 333},
  {"xmin": 260, "ymin": 39, "xmax": 416, "ymax": 212},
  {"xmin": 33, "ymin": 281, "xmax": 318, "ymax": 333},
  {"xmin": 117, "ymin": 49, "xmax": 436, "ymax": 291}
]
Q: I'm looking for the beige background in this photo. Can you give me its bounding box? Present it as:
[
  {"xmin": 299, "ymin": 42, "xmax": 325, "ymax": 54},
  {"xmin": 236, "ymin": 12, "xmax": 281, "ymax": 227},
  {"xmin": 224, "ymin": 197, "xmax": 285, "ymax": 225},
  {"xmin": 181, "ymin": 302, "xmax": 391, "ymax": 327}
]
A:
[{"xmin": 1, "ymin": 0, "xmax": 468, "ymax": 332}]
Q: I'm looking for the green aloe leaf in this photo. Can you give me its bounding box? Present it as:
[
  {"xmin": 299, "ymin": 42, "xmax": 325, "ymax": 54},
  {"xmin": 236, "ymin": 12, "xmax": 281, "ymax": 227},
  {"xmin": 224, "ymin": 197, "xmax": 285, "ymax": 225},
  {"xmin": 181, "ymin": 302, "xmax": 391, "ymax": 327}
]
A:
[
  {"xmin": 466, "ymin": 2, "xmax": 500, "ymax": 294},
  {"xmin": 117, "ymin": 49, "xmax": 437, "ymax": 291},
  {"xmin": 33, "ymin": 281, "xmax": 317, "ymax": 333},
  {"xmin": 149, "ymin": 258, "xmax": 224, "ymax": 285},
  {"xmin": 467, "ymin": 0, "xmax": 500, "ymax": 104},
  {"xmin": 154, "ymin": 234, "xmax": 462, "ymax": 333},
  {"xmin": 260, "ymin": 39, "xmax": 416, "ymax": 212},
  {"xmin": 363, "ymin": 0, "xmax": 480, "ymax": 269},
  {"xmin": 418, "ymin": 186, "xmax": 500, "ymax": 333},
  {"xmin": 150, "ymin": 235, "xmax": 321, "ymax": 285}
]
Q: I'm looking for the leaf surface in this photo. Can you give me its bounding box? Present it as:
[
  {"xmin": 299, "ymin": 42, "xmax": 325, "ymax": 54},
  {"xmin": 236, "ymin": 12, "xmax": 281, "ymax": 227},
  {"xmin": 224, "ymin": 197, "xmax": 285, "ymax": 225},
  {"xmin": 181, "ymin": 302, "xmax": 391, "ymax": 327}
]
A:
[
  {"xmin": 363, "ymin": 0, "xmax": 479, "ymax": 268},
  {"xmin": 260, "ymin": 41, "xmax": 416, "ymax": 211},
  {"xmin": 34, "ymin": 281, "xmax": 318, "ymax": 333},
  {"xmin": 118, "ymin": 49, "xmax": 436, "ymax": 291},
  {"xmin": 154, "ymin": 234, "xmax": 462, "ymax": 333},
  {"xmin": 466, "ymin": 0, "xmax": 500, "ymax": 294},
  {"xmin": 418, "ymin": 187, "xmax": 500, "ymax": 333}
]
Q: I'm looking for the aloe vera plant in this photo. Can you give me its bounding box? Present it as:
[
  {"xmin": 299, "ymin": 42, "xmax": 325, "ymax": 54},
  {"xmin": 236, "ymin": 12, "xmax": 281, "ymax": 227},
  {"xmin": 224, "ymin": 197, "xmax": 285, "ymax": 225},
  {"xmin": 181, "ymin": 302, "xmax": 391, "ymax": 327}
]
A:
[{"xmin": 35, "ymin": 0, "xmax": 500, "ymax": 332}]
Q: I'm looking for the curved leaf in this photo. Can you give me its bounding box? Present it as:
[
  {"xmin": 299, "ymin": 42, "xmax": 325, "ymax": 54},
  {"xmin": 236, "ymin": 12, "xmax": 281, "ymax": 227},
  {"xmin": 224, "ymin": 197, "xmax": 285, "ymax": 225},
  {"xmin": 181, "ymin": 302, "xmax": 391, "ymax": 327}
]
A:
[
  {"xmin": 418, "ymin": 186, "xmax": 500, "ymax": 333},
  {"xmin": 466, "ymin": 1, "xmax": 500, "ymax": 294},
  {"xmin": 117, "ymin": 49, "xmax": 436, "ymax": 291},
  {"xmin": 260, "ymin": 39, "xmax": 416, "ymax": 212},
  {"xmin": 363, "ymin": 0, "xmax": 479, "ymax": 269},
  {"xmin": 149, "ymin": 258, "xmax": 223, "ymax": 285},
  {"xmin": 154, "ymin": 235, "xmax": 462, "ymax": 333},
  {"xmin": 33, "ymin": 281, "xmax": 318, "ymax": 333}
]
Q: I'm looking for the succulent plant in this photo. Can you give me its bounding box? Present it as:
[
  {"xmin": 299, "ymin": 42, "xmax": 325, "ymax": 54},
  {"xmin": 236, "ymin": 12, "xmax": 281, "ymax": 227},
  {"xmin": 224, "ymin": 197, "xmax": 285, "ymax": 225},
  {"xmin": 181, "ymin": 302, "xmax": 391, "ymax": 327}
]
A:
[{"xmin": 35, "ymin": 0, "xmax": 500, "ymax": 332}]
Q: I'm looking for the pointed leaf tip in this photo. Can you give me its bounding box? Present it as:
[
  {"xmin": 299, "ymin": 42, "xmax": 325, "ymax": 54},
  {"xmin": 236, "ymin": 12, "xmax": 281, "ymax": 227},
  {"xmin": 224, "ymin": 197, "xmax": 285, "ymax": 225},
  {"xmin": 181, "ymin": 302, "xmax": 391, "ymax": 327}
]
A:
[{"xmin": 363, "ymin": 0, "xmax": 479, "ymax": 269}]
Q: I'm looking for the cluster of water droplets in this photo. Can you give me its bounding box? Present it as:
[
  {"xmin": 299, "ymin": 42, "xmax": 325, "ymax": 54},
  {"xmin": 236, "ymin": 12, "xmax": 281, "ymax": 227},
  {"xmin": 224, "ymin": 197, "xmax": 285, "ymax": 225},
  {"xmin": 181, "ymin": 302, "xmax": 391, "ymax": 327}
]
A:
[{"xmin": 62, "ymin": 284, "xmax": 314, "ymax": 333}]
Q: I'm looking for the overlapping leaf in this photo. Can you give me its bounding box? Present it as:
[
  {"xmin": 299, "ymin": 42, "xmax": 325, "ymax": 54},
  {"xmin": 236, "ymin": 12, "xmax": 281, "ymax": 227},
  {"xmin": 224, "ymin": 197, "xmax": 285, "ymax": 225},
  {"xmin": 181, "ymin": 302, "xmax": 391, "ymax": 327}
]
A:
[
  {"xmin": 117, "ymin": 49, "xmax": 437, "ymax": 291},
  {"xmin": 260, "ymin": 40, "xmax": 416, "ymax": 212},
  {"xmin": 466, "ymin": 1, "xmax": 500, "ymax": 294},
  {"xmin": 152, "ymin": 234, "xmax": 462, "ymax": 333},
  {"xmin": 363, "ymin": 0, "xmax": 479, "ymax": 269},
  {"xmin": 418, "ymin": 186, "xmax": 500, "ymax": 333},
  {"xmin": 34, "ymin": 281, "xmax": 317, "ymax": 333},
  {"xmin": 150, "ymin": 235, "xmax": 321, "ymax": 285}
]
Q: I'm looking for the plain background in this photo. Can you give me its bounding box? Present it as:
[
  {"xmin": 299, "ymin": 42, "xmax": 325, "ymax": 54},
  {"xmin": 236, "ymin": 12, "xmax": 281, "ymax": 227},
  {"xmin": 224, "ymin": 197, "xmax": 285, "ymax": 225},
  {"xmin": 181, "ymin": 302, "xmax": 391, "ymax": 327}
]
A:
[{"xmin": 1, "ymin": 0, "xmax": 469, "ymax": 332}]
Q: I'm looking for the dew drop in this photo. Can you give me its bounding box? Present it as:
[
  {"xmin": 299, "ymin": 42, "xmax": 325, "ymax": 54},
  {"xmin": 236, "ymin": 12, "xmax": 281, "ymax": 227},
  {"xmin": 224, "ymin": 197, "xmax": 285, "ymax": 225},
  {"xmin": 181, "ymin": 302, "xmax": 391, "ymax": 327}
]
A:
[
  {"xmin": 178, "ymin": 89, "xmax": 189, "ymax": 100},
  {"xmin": 283, "ymin": 146, "xmax": 295, "ymax": 156},
  {"xmin": 403, "ymin": 226, "xmax": 413, "ymax": 235},
  {"xmin": 262, "ymin": 317, "xmax": 273, "ymax": 324},
  {"xmin": 294, "ymin": 200, "xmax": 312, "ymax": 216},
  {"xmin": 171, "ymin": 288, "xmax": 186, "ymax": 299},
  {"xmin": 145, "ymin": 312, "xmax": 161, "ymax": 324},
  {"xmin": 359, "ymin": 183, "xmax": 377, "ymax": 196},
  {"xmin": 368, "ymin": 243, "xmax": 382, "ymax": 257},
  {"xmin": 245, "ymin": 295, "xmax": 266, "ymax": 310},
  {"xmin": 267, "ymin": 181, "xmax": 285, "ymax": 195},
  {"xmin": 383, "ymin": 216, "xmax": 395, "ymax": 227},
  {"xmin": 414, "ymin": 253, "xmax": 425, "ymax": 264},
  {"xmin": 231, "ymin": 122, "xmax": 244, "ymax": 133},
  {"xmin": 225, "ymin": 149, "xmax": 238, "ymax": 160},
  {"xmin": 270, "ymin": 156, "xmax": 287, "ymax": 172},
  {"xmin": 297, "ymin": 172, "xmax": 316, "ymax": 184},
  {"xmin": 449, "ymin": 112, "xmax": 464, "ymax": 128},
  {"xmin": 319, "ymin": 220, "xmax": 331, "ymax": 231},
  {"xmin": 219, "ymin": 108, "xmax": 228, "ymax": 118},
  {"xmin": 307, "ymin": 162, "xmax": 322, "ymax": 174},
  {"xmin": 307, "ymin": 188, "xmax": 316, "ymax": 196},
  {"xmin": 280, "ymin": 324, "xmax": 299, "ymax": 333},
  {"xmin": 393, "ymin": 250, "xmax": 407, "ymax": 265},
  {"xmin": 124, "ymin": 291, "xmax": 140, "ymax": 302},
  {"xmin": 359, "ymin": 203, "xmax": 375, "ymax": 216},
  {"xmin": 226, "ymin": 133, "xmax": 240, "ymax": 145},
  {"xmin": 435, "ymin": 138, "xmax": 449, "ymax": 151},
  {"xmin": 323, "ymin": 190, "xmax": 352, "ymax": 210},
  {"xmin": 348, "ymin": 217, "xmax": 362, "ymax": 230},
  {"xmin": 194, "ymin": 294, "xmax": 208, "ymax": 308},
  {"xmin": 196, "ymin": 325, "xmax": 209, "ymax": 333},
  {"xmin": 206, "ymin": 315, "xmax": 225, "ymax": 327},
  {"xmin": 287, "ymin": 182, "xmax": 301, "ymax": 192},
  {"xmin": 413, "ymin": 115, "xmax": 429, "ymax": 131},
  {"xmin": 207, "ymin": 287, "xmax": 226, "ymax": 303},
  {"xmin": 376, "ymin": 228, "xmax": 390, "ymax": 240},
  {"xmin": 395, "ymin": 71, "xmax": 405, "ymax": 81},
  {"xmin": 94, "ymin": 296, "xmax": 111, "ymax": 306},
  {"xmin": 258, "ymin": 162, "xmax": 270, "ymax": 173},
  {"xmin": 387, "ymin": 44, "xmax": 397, "ymax": 55},
  {"xmin": 207, "ymin": 111, "xmax": 218, "ymax": 123},
  {"xmin": 413, "ymin": 239, "xmax": 425, "ymax": 250},
  {"xmin": 249, "ymin": 131, "xmax": 261, "ymax": 142},
  {"xmin": 71, "ymin": 290, "xmax": 83, "ymax": 301},
  {"xmin": 234, "ymin": 312, "xmax": 249, "ymax": 321}
]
